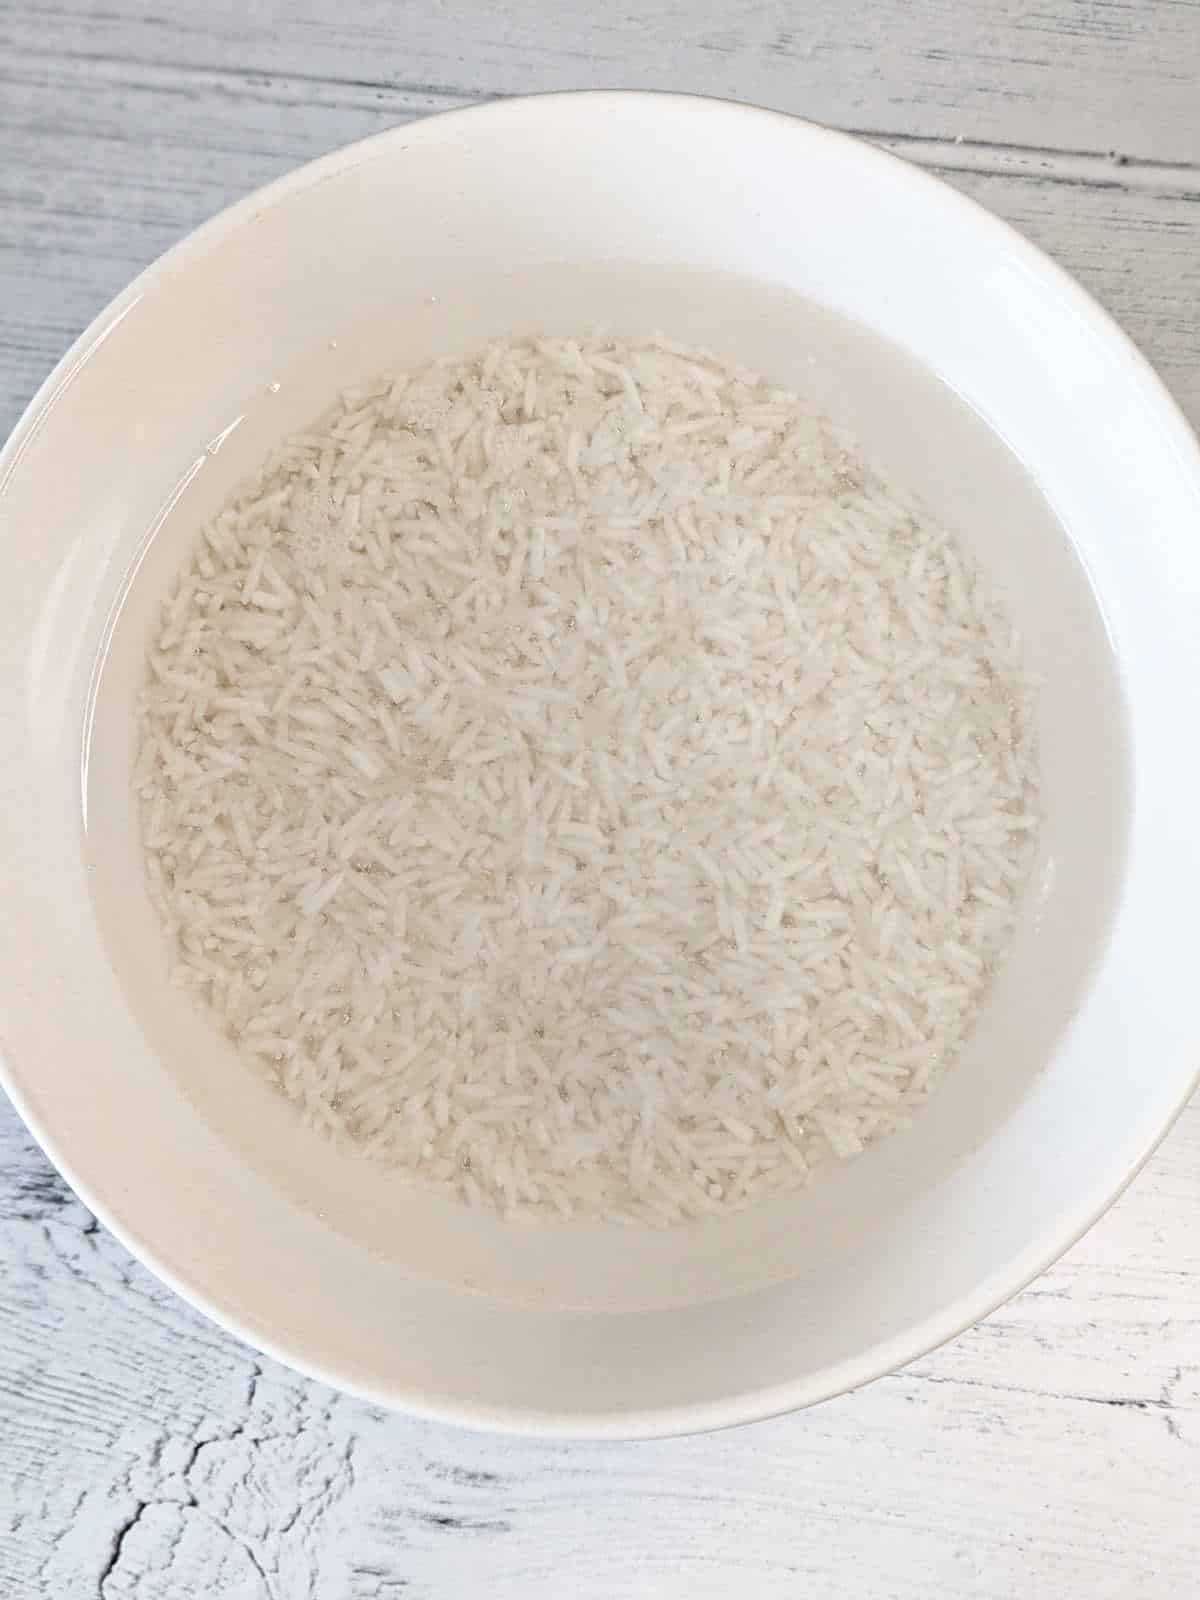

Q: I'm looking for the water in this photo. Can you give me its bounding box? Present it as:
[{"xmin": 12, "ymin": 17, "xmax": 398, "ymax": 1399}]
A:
[{"xmin": 84, "ymin": 264, "xmax": 1127, "ymax": 1311}]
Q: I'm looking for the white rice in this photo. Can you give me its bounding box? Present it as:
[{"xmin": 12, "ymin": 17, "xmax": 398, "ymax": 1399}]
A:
[{"xmin": 136, "ymin": 333, "xmax": 1039, "ymax": 1224}]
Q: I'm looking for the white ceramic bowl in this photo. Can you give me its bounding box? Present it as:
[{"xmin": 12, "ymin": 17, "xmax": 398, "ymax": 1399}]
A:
[{"xmin": 3, "ymin": 92, "xmax": 1199, "ymax": 1439}]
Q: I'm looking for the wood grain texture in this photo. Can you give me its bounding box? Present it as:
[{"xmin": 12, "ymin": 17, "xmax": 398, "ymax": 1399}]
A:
[
  {"xmin": 3, "ymin": 1096, "xmax": 1197, "ymax": 1598},
  {"xmin": 4, "ymin": 0, "xmax": 1200, "ymax": 162},
  {"xmin": 2, "ymin": 1, "xmax": 1199, "ymax": 1594}
]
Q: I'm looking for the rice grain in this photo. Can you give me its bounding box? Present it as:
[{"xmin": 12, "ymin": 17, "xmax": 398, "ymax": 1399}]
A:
[{"xmin": 136, "ymin": 334, "xmax": 1039, "ymax": 1224}]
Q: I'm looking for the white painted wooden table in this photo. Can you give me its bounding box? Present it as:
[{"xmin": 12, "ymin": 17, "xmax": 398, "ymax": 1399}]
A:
[{"xmin": 2, "ymin": 4, "xmax": 1199, "ymax": 1594}]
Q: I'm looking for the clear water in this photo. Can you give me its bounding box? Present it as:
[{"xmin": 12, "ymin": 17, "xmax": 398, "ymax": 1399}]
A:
[{"xmin": 84, "ymin": 264, "xmax": 1127, "ymax": 1310}]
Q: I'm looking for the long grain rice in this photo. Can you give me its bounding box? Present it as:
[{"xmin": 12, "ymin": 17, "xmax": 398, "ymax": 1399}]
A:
[{"xmin": 136, "ymin": 334, "xmax": 1039, "ymax": 1224}]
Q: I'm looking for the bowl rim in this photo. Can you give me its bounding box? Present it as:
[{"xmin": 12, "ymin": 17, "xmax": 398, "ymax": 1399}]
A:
[{"xmin": 3, "ymin": 88, "xmax": 1199, "ymax": 1440}]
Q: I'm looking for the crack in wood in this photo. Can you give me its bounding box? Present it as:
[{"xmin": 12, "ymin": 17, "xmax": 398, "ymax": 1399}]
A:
[
  {"xmin": 871, "ymin": 130, "xmax": 1200, "ymax": 198},
  {"xmin": 1, "ymin": 43, "xmax": 489, "ymax": 109},
  {"xmin": 906, "ymin": 1365, "xmax": 1194, "ymax": 1424},
  {"xmin": 98, "ymin": 1500, "xmax": 152, "ymax": 1594}
]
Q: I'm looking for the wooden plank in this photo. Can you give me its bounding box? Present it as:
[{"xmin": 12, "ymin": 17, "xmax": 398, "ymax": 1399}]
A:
[
  {"xmin": 1, "ymin": 1096, "xmax": 1196, "ymax": 1596},
  {"xmin": 4, "ymin": 0, "xmax": 1200, "ymax": 166}
]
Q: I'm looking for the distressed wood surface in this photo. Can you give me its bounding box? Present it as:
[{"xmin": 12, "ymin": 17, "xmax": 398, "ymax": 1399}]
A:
[
  {"xmin": 5, "ymin": 0, "xmax": 1200, "ymax": 163},
  {"xmin": 2, "ymin": 2, "xmax": 1199, "ymax": 1594}
]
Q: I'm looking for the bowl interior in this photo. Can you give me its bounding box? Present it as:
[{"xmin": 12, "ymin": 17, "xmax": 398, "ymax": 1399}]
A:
[
  {"xmin": 2, "ymin": 94, "xmax": 1198, "ymax": 1433},
  {"xmin": 84, "ymin": 260, "xmax": 1124, "ymax": 1314}
]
